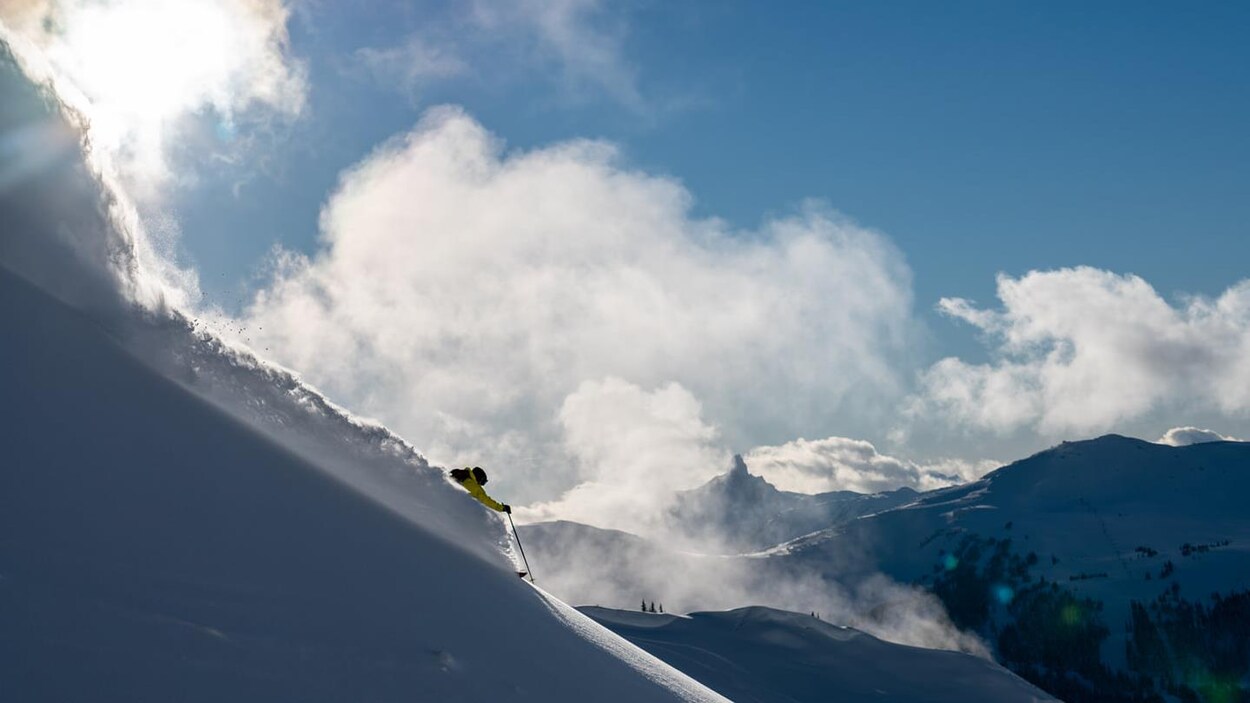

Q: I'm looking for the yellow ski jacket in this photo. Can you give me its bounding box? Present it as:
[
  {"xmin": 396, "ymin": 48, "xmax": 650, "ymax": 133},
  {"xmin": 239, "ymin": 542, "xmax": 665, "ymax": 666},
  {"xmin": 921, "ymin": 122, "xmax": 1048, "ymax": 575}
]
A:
[{"xmin": 455, "ymin": 472, "xmax": 507, "ymax": 512}]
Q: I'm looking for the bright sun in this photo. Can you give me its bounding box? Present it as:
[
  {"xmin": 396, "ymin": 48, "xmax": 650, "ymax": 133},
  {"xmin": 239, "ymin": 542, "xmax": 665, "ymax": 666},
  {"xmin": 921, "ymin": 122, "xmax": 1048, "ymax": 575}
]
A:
[
  {"xmin": 18, "ymin": 0, "xmax": 301, "ymax": 183},
  {"xmin": 53, "ymin": 1, "xmax": 238, "ymax": 128}
]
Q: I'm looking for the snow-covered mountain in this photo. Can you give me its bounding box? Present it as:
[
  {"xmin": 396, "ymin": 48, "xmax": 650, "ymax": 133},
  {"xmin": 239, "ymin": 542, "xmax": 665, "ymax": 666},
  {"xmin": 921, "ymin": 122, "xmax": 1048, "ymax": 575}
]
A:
[
  {"xmin": 526, "ymin": 438, "xmax": 1250, "ymax": 701},
  {"xmin": 667, "ymin": 454, "xmax": 918, "ymax": 552},
  {"xmin": 778, "ymin": 434, "xmax": 1250, "ymax": 593},
  {"xmin": 769, "ymin": 434, "xmax": 1250, "ymax": 701},
  {"xmin": 582, "ymin": 606, "xmax": 1057, "ymax": 702}
]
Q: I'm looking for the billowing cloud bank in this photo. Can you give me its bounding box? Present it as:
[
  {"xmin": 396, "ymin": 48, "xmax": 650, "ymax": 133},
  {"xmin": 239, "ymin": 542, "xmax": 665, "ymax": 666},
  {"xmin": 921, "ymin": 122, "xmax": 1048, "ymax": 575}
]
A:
[
  {"xmin": 746, "ymin": 436, "xmax": 1000, "ymax": 495},
  {"xmin": 916, "ymin": 267, "xmax": 1250, "ymax": 437},
  {"xmin": 235, "ymin": 107, "xmax": 916, "ymax": 513}
]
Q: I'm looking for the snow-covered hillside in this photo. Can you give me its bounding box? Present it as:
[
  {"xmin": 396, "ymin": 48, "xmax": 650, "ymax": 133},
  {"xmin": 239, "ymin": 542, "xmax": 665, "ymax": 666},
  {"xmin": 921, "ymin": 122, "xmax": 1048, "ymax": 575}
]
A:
[
  {"xmin": 582, "ymin": 606, "xmax": 1056, "ymax": 702},
  {"xmin": 0, "ymin": 38, "xmax": 726, "ymax": 703},
  {"xmin": 768, "ymin": 434, "xmax": 1250, "ymax": 698},
  {"xmin": 772, "ymin": 435, "xmax": 1250, "ymax": 628}
]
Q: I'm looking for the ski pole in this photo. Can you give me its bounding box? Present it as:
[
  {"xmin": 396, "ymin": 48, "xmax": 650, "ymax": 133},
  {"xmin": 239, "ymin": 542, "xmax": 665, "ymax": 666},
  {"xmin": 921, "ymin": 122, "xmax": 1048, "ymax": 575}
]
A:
[{"xmin": 507, "ymin": 512, "xmax": 535, "ymax": 583}]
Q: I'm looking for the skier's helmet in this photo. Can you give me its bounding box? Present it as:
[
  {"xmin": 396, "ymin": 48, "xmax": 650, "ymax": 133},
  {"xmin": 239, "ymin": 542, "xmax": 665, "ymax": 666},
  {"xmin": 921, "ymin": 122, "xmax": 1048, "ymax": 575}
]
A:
[{"xmin": 472, "ymin": 466, "xmax": 488, "ymax": 484}]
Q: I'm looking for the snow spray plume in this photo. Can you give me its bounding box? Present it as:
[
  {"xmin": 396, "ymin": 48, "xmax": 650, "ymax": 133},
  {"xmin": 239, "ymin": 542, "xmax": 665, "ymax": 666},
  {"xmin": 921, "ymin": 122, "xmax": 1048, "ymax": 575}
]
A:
[{"xmin": 0, "ymin": 35, "xmax": 164, "ymax": 313}]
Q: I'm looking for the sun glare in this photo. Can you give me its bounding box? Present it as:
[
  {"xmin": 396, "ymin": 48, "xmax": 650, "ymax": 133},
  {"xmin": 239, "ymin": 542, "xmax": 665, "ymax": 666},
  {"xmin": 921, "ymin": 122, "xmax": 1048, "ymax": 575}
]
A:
[
  {"xmin": 13, "ymin": 0, "xmax": 301, "ymax": 185},
  {"xmin": 52, "ymin": 1, "xmax": 237, "ymax": 129}
]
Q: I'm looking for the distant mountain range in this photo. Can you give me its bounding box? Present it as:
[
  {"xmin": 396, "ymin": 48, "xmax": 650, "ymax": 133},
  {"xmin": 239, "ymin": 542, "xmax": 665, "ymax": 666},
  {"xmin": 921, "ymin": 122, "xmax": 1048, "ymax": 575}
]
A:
[{"xmin": 523, "ymin": 436, "xmax": 1250, "ymax": 702}]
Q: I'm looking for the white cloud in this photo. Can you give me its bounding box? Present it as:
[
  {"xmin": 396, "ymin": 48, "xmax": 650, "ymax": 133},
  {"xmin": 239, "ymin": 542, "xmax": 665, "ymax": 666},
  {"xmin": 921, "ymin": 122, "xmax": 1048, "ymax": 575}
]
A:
[
  {"xmin": 363, "ymin": 0, "xmax": 649, "ymax": 113},
  {"xmin": 230, "ymin": 107, "xmax": 916, "ymax": 509},
  {"xmin": 352, "ymin": 36, "xmax": 467, "ymax": 102},
  {"xmin": 469, "ymin": 0, "xmax": 645, "ymax": 112},
  {"xmin": 917, "ymin": 267, "xmax": 1250, "ymax": 435},
  {"xmin": 1156, "ymin": 426, "xmax": 1242, "ymax": 446},
  {"xmin": 746, "ymin": 436, "xmax": 999, "ymax": 495},
  {"xmin": 1, "ymin": 0, "xmax": 306, "ymax": 191}
]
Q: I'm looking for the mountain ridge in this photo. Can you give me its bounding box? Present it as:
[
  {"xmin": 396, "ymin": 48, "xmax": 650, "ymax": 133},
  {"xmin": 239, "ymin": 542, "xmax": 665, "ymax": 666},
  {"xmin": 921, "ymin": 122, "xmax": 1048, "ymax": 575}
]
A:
[{"xmin": 667, "ymin": 453, "xmax": 920, "ymax": 552}]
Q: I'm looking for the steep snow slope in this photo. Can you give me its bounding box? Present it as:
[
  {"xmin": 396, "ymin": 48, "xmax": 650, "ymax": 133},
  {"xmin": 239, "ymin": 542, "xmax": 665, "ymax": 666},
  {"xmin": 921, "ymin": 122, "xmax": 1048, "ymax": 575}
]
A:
[
  {"xmin": 0, "ymin": 38, "xmax": 726, "ymax": 703},
  {"xmin": 668, "ymin": 454, "xmax": 918, "ymax": 552},
  {"xmin": 0, "ymin": 261, "xmax": 725, "ymax": 703},
  {"xmin": 582, "ymin": 606, "xmax": 1056, "ymax": 703}
]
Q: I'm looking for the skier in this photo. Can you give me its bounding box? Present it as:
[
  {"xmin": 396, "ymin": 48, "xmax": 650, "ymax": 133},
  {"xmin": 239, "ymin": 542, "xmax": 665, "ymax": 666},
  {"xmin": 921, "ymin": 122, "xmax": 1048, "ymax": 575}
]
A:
[
  {"xmin": 451, "ymin": 466, "xmax": 531, "ymax": 580},
  {"xmin": 450, "ymin": 466, "xmax": 512, "ymax": 514}
]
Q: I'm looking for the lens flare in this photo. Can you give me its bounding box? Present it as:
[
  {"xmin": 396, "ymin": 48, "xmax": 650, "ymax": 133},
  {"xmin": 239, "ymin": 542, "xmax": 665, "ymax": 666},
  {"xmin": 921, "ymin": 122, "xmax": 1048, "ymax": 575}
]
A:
[{"xmin": 992, "ymin": 584, "xmax": 1014, "ymax": 605}]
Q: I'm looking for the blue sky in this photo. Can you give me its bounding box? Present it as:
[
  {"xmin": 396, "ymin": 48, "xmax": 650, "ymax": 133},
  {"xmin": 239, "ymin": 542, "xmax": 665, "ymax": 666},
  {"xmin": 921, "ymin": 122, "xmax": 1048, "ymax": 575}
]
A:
[
  {"xmin": 6, "ymin": 0, "xmax": 1249, "ymax": 506},
  {"xmin": 175, "ymin": 0, "xmax": 1250, "ymax": 326}
]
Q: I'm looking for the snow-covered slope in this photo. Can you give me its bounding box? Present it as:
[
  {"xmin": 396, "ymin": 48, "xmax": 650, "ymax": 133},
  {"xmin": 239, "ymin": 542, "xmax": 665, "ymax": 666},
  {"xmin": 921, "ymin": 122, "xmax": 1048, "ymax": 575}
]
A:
[
  {"xmin": 0, "ymin": 38, "xmax": 726, "ymax": 703},
  {"xmin": 668, "ymin": 454, "xmax": 918, "ymax": 552},
  {"xmin": 0, "ymin": 232, "xmax": 728, "ymax": 703},
  {"xmin": 582, "ymin": 606, "xmax": 1057, "ymax": 703}
]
